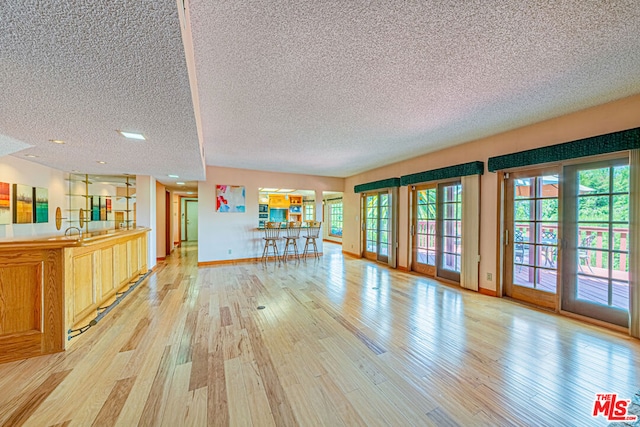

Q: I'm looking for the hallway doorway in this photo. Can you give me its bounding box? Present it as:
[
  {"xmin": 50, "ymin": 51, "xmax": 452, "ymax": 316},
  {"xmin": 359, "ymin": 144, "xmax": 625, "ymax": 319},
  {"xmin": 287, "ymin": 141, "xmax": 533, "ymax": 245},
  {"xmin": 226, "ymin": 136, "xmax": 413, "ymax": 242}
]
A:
[{"xmin": 182, "ymin": 198, "xmax": 199, "ymax": 242}]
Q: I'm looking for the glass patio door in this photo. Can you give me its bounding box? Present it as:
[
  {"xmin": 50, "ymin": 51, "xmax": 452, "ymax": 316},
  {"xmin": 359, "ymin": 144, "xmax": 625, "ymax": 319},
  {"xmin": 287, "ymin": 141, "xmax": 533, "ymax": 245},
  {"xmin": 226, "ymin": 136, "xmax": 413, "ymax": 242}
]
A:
[
  {"xmin": 504, "ymin": 168, "xmax": 559, "ymax": 309},
  {"xmin": 562, "ymin": 159, "xmax": 630, "ymax": 327},
  {"xmin": 436, "ymin": 182, "xmax": 462, "ymax": 282},
  {"xmin": 364, "ymin": 192, "xmax": 390, "ymax": 263},
  {"xmin": 412, "ymin": 185, "xmax": 437, "ymax": 276}
]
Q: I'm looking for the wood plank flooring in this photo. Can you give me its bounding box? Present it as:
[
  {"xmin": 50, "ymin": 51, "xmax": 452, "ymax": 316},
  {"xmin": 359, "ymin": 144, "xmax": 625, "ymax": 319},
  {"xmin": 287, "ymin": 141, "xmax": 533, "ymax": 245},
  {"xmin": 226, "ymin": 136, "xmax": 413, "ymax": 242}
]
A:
[{"xmin": 1, "ymin": 242, "xmax": 639, "ymax": 426}]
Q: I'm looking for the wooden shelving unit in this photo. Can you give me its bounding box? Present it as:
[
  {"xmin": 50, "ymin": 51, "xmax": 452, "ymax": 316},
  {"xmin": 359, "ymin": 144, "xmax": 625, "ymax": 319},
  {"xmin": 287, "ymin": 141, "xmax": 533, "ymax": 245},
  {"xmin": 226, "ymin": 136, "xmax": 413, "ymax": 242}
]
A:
[
  {"xmin": 288, "ymin": 195, "xmax": 303, "ymax": 222},
  {"xmin": 66, "ymin": 173, "xmax": 136, "ymax": 232}
]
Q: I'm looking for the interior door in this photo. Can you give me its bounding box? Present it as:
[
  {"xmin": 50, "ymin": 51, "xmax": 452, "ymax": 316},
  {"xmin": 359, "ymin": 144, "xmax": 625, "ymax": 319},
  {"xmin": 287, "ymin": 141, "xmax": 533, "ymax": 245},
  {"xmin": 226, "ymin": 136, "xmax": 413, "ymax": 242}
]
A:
[
  {"xmin": 436, "ymin": 181, "xmax": 462, "ymax": 282},
  {"xmin": 363, "ymin": 192, "xmax": 390, "ymax": 263},
  {"xmin": 186, "ymin": 200, "xmax": 198, "ymax": 242},
  {"xmin": 412, "ymin": 185, "xmax": 437, "ymax": 276},
  {"xmin": 562, "ymin": 159, "xmax": 630, "ymax": 327},
  {"xmin": 504, "ymin": 168, "xmax": 559, "ymax": 309}
]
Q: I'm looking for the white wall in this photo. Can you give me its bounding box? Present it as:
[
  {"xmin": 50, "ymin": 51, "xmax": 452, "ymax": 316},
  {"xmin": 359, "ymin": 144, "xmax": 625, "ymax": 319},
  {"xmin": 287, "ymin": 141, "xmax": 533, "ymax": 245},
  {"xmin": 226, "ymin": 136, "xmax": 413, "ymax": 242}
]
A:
[
  {"xmin": 156, "ymin": 182, "xmax": 167, "ymax": 258},
  {"xmin": 343, "ymin": 94, "xmax": 640, "ymax": 293},
  {"xmin": 173, "ymin": 193, "xmax": 180, "ymax": 244},
  {"xmin": 198, "ymin": 166, "xmax": 344, "ymax": 263},
  {"xmin": 0, "ymin": 156, "xmax": 67, "ymax": 238},
  {"xmin": 136, "ymin": 175, "xmax": 157, "ymax": 270}
]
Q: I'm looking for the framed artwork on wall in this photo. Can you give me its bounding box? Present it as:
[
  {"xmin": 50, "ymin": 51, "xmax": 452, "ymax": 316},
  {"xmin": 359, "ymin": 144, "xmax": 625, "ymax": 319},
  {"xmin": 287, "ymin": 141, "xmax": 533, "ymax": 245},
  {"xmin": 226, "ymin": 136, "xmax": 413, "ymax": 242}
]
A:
[
  {"xmin": 0, "ymin": 182, "xmax": 9, "ymax": 225},
  {"xmin": 91, "ymin": 196, "xmax": 100, "ymax": 221},
  {"xmin": 216, "ymin": 185, "xmax": 246, "ymax": 213},
  {"xmin": 13, "ymin": 184, "xmax": 33, "ymax": 224},
  {"xmin": 33, "ymin": 187, "xmax": 48, "ymax": 223},
  {"xmin": 100, "ymin": 197, "xmax": 107, "ymax": 221}
]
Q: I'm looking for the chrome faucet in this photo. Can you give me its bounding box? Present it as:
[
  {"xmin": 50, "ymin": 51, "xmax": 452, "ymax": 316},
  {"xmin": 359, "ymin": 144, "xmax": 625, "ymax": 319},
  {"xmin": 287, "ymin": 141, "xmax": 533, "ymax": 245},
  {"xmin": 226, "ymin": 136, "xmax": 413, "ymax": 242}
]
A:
[{"xmin": 64, "ymin": 226, "xmax": 83, "ymax": 239}]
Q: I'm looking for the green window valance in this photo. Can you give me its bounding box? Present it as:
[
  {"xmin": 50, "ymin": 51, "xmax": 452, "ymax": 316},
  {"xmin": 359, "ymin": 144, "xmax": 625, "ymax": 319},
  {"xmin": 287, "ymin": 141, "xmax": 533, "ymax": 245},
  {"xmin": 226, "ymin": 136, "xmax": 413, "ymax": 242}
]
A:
[
  {"xmin": 354, "ymin": 178, "xmax": 400, "ymax": 193},
  {"xmin": 400, "ymin": 161, "xmax": 484, "ymax": 186},
  {"xmin": 487, "ymin": 127, "xmax": 640, "ymax": 172}
]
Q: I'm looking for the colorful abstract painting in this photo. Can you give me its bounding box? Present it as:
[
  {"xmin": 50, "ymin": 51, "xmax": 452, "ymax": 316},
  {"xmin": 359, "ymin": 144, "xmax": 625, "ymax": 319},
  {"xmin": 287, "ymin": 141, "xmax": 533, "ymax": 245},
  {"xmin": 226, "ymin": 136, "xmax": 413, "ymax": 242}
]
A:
[
  {"xmin": 33, "ymin": 187, "xmax": 48, "ymax": 223},
  {"xmin": 0, "ymin": 182, "xmax": 9, "ymax": 225},
  {"xmin": 91, "ymin": 196, "xmax": 100, "ymax": 221},
  {"xmin": 99, "ymin": 197, "xmax": 106, "ymax": 221},
  {"xmin": 105, "ymin": 197, "xmax": 112, "ymax": 213},
  {"xmin": 216, "ymin": 185, "xmax": 245, "ymax": 213},
  {"xmin": 13, "ymin": 184, "xmax": 33, "ymax": 224}
]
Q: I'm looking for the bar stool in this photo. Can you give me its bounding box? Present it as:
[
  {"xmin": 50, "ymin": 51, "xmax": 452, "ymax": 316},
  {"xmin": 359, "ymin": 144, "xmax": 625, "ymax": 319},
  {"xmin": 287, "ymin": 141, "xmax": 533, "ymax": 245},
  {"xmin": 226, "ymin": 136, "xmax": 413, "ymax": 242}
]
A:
[
  {"xmin": 281, "ymin": 221, "xmax": 302, "ymax": 262},
  {"xmin": 261, "ymin": 222, "xmax": 282, "ymax": 262},
  {"xmin": 302, "ymin": 221, "xmax": 321, "ymax": 259}
]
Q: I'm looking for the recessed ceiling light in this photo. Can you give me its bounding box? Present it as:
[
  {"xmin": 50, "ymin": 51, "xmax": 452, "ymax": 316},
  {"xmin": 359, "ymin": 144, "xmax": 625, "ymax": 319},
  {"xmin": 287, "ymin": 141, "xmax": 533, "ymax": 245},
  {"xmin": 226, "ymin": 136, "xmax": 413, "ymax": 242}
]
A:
[
  {"xmin": 117, "ymin": 130, "xmax": 146, "ymax": 140},
  {"xmin": 187, "ymin": 192, "xmax": 194, "ymax": 195},
  {"xmin": 168, "ymin": 174, "xmax": 179, "ymax": 178},
  {"xmin": 97, "ymin": 161, "xmax": 107, "ymax": 164},
  {"xmin": 176, "ymin": 182, "xmax": 185, "ymax": 185},
  {"xmin": 277, "ymin": 189, "xmax": 295, "ymax": 193},
  {"xmin": 25, "ymin": 154, "xmax": 38, "ymax": 158},
  {"xmin": 49, "ymin": 139, "xmax": 65, "ymax": 144},
  {"xmin": 261, "ymin": 188, "xmax": 278, "ymax": 192}
]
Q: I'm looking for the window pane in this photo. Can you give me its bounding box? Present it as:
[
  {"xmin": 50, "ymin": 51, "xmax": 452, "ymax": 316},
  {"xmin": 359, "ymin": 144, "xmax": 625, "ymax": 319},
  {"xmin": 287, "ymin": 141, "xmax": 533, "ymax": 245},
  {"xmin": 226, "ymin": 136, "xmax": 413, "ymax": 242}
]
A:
[
  {"xmin": 515, "ymin": 178, "xmax": 534, "ymax": 199},
  {"xmin": 536, "ymin": 269, "xmax": 557, "ymax": 293},
  {"xmin": 578, "ymin": 196, "xmax": 609, "ymax": 221},
  {"xmin": 611, "ymin": 252, "xmax": 629, "ymax": 278},
  {"xmin": 578, "ymin": 228, "xmax": 606, "ymax": 250},
  {"xmin": 612, "ymin": 280, "xmax": 629, "ymax": 310},
  {"xmin": 538, "ymin": 175, "xmax": 559, "ymax": 198},
  {"xmin": 427, "ymin": 189, "xmax": 436, "ymax": 204},
  {"xmin": 578, "ymin": 167, "xmax": 610, "ymax": 195},
  {"xmin": 418, "ymin": 190, "xmax": 428, "ymax": 205},
  {"xmin": 612, "ymin": 194, "xmax": 629, "ymax": 222},
  {"xmin": 536, "ymin": 245, "xmax": 557, "ymax": 269},
  {"xmin": 577, "ymin": 276, "xmax": 608, "ymax": 306},
  {"xmin": 427, "ymin": 203, "xmax": 436, "ymax": 219},
  {"xmin": 613, "ymin": 165, "xmax": 629, "ymax": 193},
  {"xmin": 514, "ymin": 200, "xmax": 533, "ymax": 221},
  {"xmin": 579, "ymin": 250, "xmax": 608, "ymax": 276},
  {"xmin": 514, "ymin": 223, "xmax": 532, "ymax": 243},
  {"xmin": 379, "ymin": 231, "xmax": 388, "ymax": 245},
  {"xmin": 442, "ymin": 220, "xmax": 457, "ymax": 237},
  {"xmin": 612, "ymin": 229, "xmax": 629, "ymax": 252},
  {"xmin": 514, "ymin": 266, "xmax": 535, "ymax": 288},
  {"xmin": 538, "ymin": 198, "xmax": 558, "ymax": 221}
]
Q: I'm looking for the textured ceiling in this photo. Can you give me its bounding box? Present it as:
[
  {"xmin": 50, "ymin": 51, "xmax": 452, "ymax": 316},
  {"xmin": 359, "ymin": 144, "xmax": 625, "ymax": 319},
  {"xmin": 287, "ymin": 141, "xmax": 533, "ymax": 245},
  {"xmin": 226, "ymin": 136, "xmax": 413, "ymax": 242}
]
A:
[
  {"xmin": 0, "ymin": 1, "xmax": 204, "ymax": 182},
  {"xmin": 190, "ymin": 0, "xmax": 640, "ymax": 177},
  {"xmin": 1, "ymin": 1, "xmax": 640, "ymax": 183}
]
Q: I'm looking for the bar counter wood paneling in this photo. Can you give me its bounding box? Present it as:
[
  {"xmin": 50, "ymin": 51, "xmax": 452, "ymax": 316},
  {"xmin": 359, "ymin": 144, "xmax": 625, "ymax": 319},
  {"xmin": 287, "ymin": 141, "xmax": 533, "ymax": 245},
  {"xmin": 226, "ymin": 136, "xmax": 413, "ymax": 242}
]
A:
[{"xmin": 0, "ymin": 228, "xmax": 149, "ymax": 364}]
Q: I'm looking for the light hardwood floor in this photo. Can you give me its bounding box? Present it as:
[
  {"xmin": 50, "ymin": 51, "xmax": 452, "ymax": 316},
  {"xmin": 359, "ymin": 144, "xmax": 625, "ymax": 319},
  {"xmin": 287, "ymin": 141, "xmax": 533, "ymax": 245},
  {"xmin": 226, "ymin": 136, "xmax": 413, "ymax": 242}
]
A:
[{"xmin": 1, "ymin": 242, "xmax": 639, "ymax": 426}]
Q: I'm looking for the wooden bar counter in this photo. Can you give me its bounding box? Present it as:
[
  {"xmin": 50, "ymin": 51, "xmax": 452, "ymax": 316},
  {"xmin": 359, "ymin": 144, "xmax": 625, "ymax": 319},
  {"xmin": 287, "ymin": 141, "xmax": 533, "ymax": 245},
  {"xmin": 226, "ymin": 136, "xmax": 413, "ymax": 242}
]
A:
[{"xmin": 0, "ymin": 228, "xmax": 149, "ymax": 364}]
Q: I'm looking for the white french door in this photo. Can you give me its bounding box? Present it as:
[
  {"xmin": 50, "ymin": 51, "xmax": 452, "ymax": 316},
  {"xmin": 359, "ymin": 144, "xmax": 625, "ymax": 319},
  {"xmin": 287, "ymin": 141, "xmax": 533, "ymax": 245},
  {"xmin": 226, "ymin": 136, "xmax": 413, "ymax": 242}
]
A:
[
  {"xmin": 562, "ymin": 159, "xmax": 630, "ymax": 327},
  {"xmin": 412, "ymin": 185, "xmax": 437, "ymax": 276},
  {"xmin": 436, "ymin": 181, "xmax": 462, "ymax": 282},
  {"xmin": 363, "ymin": 192, "xmax": 390, "ymax": 263},
  {"xmin": 504, "ymin": 168, "xmax": 560, "ymax": 309},
  {"xmin": 411, "ymin": 181, "xmax": 462, "ymax": 283}
]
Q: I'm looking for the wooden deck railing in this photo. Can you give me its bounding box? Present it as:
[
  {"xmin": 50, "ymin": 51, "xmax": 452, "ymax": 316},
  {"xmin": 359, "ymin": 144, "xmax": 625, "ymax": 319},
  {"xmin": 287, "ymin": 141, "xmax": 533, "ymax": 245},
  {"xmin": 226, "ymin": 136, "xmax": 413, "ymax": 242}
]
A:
[{"xmin": 514, "ymin": 223, "xmax": 628, "ymax": 272}]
